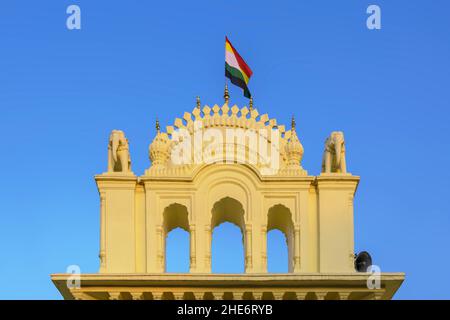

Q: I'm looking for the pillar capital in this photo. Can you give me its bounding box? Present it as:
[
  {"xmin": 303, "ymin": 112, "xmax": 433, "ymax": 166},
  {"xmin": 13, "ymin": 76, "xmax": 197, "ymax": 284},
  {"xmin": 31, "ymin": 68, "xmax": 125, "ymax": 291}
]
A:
[
  {"xmin": 315, "ymin": 292, "xmax": 327, "ymax": 300},
  {"xmin": 152, "ymin": 292, "xmax": 164, "ymax": 300},
  {"xmin": 339, "ymin": 292, "xmax": 352, "ymax": 300},
  {"xmin": 173, "ymin": 292, "xmax": 185, "ymax": 300},
  {"xmin": 193, "ymin": 292, "xmax": 204, "ymax": 300},
  {"xmin": 131, "ymin": 292, "xmax": 145, "ymax": 300},
  {"xmin": 272, "ymin": 292, "xmax": 285, "ymax": 300},
  {"xmin": 295, "ymin": 292, "xmax": 307, "ymax": 300},
  {"xmin": 108, "ymin": 292, "xmax": 123, "ymax": 300},
  {"xmin": 252, "ymin": 292, "xmax": 263, "ymax": 300}
]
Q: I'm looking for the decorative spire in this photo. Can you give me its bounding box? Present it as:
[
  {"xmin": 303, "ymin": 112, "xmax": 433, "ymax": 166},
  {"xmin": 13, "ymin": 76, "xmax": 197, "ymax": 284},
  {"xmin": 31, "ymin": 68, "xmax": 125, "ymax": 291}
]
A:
[
  {"xmin": 196, "ymin": 96, "xmax": 201, "ymax": 109},
  {"xmin": 149, "ymin": 120, "xmax": 170, "ymax": 168},
  {"xmin": 249, "ymin": 97, "xmax": 253, "ymax": 111},
  {"xmin": 224, "ymin": 83, "xmax": 230, "ymax": 104},
  {"xmin": 156, "ymin": 118, "xmax": 160, "ymax": 134},
  {"xmin": 286, "ymin": 114, "xmax": 304, "ymax": 168}
]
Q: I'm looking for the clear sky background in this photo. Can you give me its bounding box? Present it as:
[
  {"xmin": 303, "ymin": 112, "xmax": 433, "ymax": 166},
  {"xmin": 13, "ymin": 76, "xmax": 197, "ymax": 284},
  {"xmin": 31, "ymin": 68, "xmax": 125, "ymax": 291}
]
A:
[{"xmin": 0, "ymin": 0, "xmax": 449, "ymax": 299}]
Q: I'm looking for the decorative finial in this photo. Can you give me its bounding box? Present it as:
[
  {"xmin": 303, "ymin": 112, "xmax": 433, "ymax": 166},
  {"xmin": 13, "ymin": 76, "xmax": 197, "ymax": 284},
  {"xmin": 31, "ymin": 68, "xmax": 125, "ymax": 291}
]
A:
[
  {"xmin": 249, "ymin": 97, "xmax": 253, "ymax": 111},
  {"xmin": 224, "ymin": 83, "xmax": 229, "ymax": 104},
  {"xmin": 196, "ymin": 96, "xmax": 201, "ymax": 109},
  {"xmin": 291, "ymin": 115, "xmax": 296, "ymax": 131},
  {"xmin": 156, "ymin": 118, "xmax": 160, "ymax": 134}
]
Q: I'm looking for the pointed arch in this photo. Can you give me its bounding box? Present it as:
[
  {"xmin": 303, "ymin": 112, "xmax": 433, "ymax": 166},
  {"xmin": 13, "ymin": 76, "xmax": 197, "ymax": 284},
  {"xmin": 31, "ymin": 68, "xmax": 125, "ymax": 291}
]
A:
[
  {"xmin": 211, "ymin": 197, "xmax": 245, "ymax": 230},
  {"xmin": 163, "ymin": 203, "xmax": 190, "ymax": 233},
  {"xmin": 163, "ymin": 203, "xmax": 190, "ymax": 272},
  {"xmin": 267, "ymin": 204, "xmax": 295, "ymax": 272},
  {"xmin": 210, "ymin": 197, "xmax": 246, "ymax": 273}
]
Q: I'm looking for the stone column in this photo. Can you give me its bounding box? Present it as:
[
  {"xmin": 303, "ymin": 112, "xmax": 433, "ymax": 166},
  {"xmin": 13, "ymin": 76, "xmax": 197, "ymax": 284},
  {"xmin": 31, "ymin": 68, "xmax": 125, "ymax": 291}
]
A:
[
  {"xmin": 261, "ymin": 225, "xmax": 267, "ymax": 272},
  {"xmin": 245, "ymin": 224, "xmax": 253, "ymax": 273},
  {"xmin": 143, "ymin": 189, "xmax": 163, "ymax": 273},
  {"xmin": 205, "ymin": 225, "xmax": 212, "ymax": 272},
  {"xmin": 156, "ymin": 225, "xmax": 165, "ymax": 272},
  {"xmin": 189, "ymin": 224, "xmax": 197, "ymax": 272},
  {"xmin": 293, "ymin": 225, "xmax": 301, "ymax": 272},
  {"xmin": 99, "ymin": 192, "xmax": 106, "ymax": 273}
]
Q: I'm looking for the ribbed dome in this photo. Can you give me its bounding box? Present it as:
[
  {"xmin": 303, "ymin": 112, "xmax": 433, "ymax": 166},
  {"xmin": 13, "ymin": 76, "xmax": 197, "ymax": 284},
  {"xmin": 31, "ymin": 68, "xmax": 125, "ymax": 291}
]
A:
[
  {"xmin": 149, "ymin": 128, "xmax": 171, "ymax": 167},
  {"xmin": 285, "ymin": 123, "xmax": 304, "ymax": 167},
  {"xmin": 145, "ymin": 98, "xmax": 308, "ymax": 176}
]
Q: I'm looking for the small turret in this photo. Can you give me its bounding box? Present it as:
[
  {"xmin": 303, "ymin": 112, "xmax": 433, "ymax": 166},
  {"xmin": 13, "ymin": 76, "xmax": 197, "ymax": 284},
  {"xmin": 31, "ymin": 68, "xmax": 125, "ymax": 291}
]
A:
[
  {"xmin": 285, "ymin": 115, "xmax": 304, "ymax": 167},
  {"xmin": 149, "ymin": 118, "xmax": 171, "ymax": 168}
]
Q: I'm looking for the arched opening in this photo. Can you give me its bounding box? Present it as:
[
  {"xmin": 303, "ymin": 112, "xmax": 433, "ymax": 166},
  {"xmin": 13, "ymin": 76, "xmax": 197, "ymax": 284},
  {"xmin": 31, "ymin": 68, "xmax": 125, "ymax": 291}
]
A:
[
  {"xmin": 267, "ymin": 204, "xmax": 294, "ymax": 272},
  {"xmin": 163, "ymin": 203, "xmax": 190, "ymax": 273},
  {"xmin": 165, "ymin": 227, "xmax": 189, "ymax": 272},
  {"xmin": 267, "ymin": 229, "xmax": 288, "ymax": 272},
  {"xmin": 211, "ymin": 197, "xmax": 245, "ymax": 273}
]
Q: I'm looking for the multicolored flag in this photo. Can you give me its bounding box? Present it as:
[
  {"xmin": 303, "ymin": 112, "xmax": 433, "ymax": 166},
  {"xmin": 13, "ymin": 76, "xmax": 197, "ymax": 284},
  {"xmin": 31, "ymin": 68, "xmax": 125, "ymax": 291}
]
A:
[{"xmin": 225, "ymin": 37, "xmax": 253, "ymax": 98}]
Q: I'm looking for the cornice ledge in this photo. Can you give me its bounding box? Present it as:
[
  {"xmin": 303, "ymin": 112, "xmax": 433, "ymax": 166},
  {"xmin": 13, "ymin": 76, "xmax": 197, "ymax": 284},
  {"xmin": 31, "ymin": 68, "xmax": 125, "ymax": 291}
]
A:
[
  {"xmin": 95, "ymin": 172, "xmax": 138, "ymax": 182},
  {"xmin": 315, "ymin": 174, "xmax": 360, "ymax": 183}
]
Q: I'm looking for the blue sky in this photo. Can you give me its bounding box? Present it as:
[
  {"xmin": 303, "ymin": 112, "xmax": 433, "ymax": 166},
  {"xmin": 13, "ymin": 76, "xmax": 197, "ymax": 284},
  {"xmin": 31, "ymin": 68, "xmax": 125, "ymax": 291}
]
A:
[{"xmin": 1, "ymin": 0, "xmax": 449, "ymax": 299}]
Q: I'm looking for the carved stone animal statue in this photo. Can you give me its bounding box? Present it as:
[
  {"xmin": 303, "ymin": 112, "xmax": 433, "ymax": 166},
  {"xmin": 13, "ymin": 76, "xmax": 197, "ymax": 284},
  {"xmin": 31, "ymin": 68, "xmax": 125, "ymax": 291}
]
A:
[
  {"xmin": 321, "ymin": 131, "xmax": 347, "ymax": 174},
  {"xmin": 108, "ymin": 130, "xmax": 131, "ymax": 173}
]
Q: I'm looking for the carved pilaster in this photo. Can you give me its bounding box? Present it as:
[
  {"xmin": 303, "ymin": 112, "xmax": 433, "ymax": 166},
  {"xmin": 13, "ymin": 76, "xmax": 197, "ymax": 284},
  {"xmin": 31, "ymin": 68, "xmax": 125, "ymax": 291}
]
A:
[
  {"xmin": 189, "ymin": 224, "xmax": 197, "ymax": 271},
  {"xmin": 261, "ymin": 225, "xmax": 267, "ymax": 272},
  {"xmin": 245, "ymin": 224, "xmax": 253, "ymax": 272},
  {"xmin": 294, "ymin": 225, "xmax": 301, "ymax": 272},
  {"xmin": 99, "ymin": 192, "xmax": 106, "ymax": 272},
  {"xmin": 205, "ymin": 225, "xmax": 211, "ymax": 271},
  {"xmin": 156, "ymin": 225, "xmax": 164, "ymax": 272},
  {"xmin": 348, "ymin": 193, "xmax": 355, "ymax": 269}
]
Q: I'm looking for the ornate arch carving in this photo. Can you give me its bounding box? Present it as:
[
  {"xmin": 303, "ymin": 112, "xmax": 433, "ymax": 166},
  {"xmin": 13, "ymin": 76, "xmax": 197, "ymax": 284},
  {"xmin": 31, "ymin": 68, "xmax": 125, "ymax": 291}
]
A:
[
  {"xmin": 163, "ymin": 203, "xmax": 190, "ymax": 233},
  {"xmin": 211, "ymin": 197, "xmax": 245, "ymax": 230}
]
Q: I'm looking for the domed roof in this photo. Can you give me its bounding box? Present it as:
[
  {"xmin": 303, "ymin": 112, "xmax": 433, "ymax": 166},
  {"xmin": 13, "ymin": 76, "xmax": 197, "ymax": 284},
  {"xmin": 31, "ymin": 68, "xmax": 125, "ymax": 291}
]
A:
[
  {"xmin": 146, "ymin": 96, "xmax": 307, "ymax": 177},
  {"xmin": 285, "ymin": 116, "xmax": 304, "ymax": 168},
  {"xmin": 149, "ymin": 119, "xmax": 171, "ymax": 168}
]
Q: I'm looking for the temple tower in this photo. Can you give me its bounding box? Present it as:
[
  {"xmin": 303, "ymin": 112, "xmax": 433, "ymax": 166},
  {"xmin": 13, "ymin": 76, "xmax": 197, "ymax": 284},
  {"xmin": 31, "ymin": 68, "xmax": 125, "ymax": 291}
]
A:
[{"xmin": 52, "ymin": 95, "xmax": 404, "ymax": 300}]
